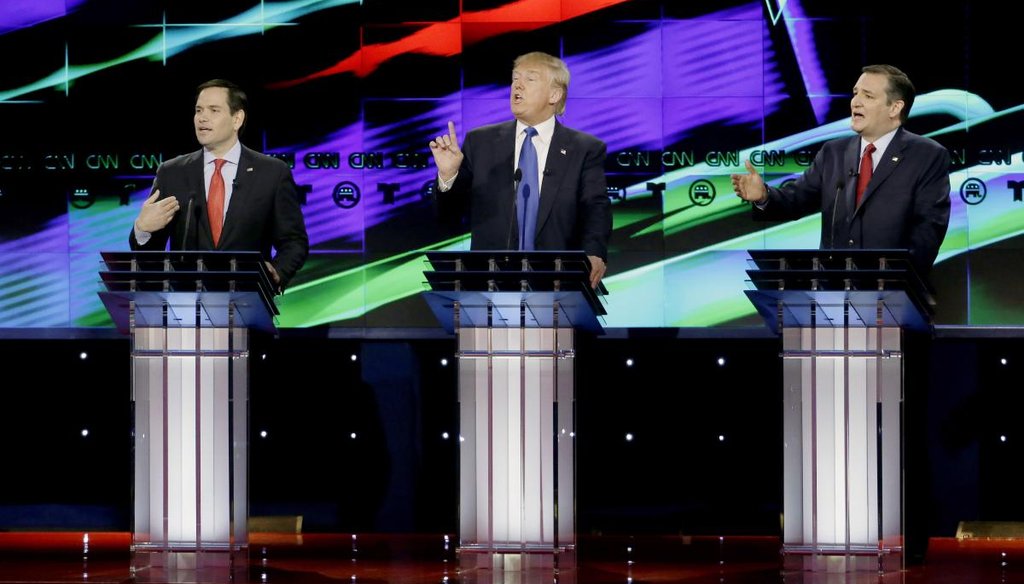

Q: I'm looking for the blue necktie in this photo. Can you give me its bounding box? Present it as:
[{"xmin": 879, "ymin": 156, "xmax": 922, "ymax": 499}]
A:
[{"xmin": 517, "ymin": 127, "xmax": 539, "ymax": 250}]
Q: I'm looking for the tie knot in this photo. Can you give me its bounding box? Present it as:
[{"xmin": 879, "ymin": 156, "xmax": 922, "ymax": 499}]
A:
[
  {"xmin": 213, "ymin": 158, "xmax": 227, "ymax": 171},
  {"xmin": 524, "ymin": 127, "xmax": 538, "ymax": 138},
  {"xmin": 864, "ymin": 143, "xmax": 876, "ymax": 156}
]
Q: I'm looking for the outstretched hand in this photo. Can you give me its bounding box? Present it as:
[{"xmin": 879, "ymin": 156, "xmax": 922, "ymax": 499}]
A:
[
  {"xmin": 429, "ymin": 121, "xmax": 464, "ymax": 182},
  {"xmin": 731, "ymin": 160, "xmax": 767, "ymax": 204},
  {"xmin": 134, "ymin": 190, "xmax": 180, "ymax": 233}
]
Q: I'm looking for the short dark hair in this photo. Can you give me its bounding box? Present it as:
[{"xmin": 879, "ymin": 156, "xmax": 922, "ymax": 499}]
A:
[
  {"xmin": 195, "ymin": 79, "xmax": 248, "ymax": 135},
  {"xmin": 862, "ymin": 64, "xmax": 915, "ymax": 124}
]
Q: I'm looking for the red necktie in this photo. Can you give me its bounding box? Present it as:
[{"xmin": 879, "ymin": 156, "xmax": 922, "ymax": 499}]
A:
[
  {"xmin": 855, "ymin": 143, "xmax": 875, "ymax": 206},
  {"xmin": 208, "ymin": 158, "xmax": 226, "ymax": 247}
]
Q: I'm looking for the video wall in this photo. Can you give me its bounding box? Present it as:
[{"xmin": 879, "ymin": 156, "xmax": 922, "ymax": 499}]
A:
[{"xmin": 1, "ymin": 0, "xmax": 1021, "ymax": 330}]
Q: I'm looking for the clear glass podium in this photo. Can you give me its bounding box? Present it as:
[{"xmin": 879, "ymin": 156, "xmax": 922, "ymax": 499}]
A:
[
  {"xmin": 422, "ymin": 251, "xmax": 606, "ymax": 578},
  {"xmin": 99, "ymin": 250, "xmax": 279, "ymax": 582},
  {"xmin": 745, "ymin": 249, "xmax": 934, "ymax": 573}
]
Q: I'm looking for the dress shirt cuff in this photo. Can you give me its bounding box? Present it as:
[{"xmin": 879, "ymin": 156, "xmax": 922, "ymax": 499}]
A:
[
  {"xmin": 753, "ymin": 187, "xmax": 769, "ymax": 210},
  {"xmin": 134, "ymin": 226, "xmax": 152, "ymax": 245},
  {"xmin": 437, "ymin": 172, "xmax": 458, "ymax": 192}
]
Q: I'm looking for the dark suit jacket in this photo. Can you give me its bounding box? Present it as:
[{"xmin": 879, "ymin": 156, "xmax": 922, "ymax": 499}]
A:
[
  {"xmin": 438, "ymin": 120, "xmax": 612, "ymax": 260},
  {"xmin": 759, "ymin": 126, "xmax": 950, "ymax": 277},
  {"xmin": 128, "ymin": 145, "xmax": 309, "ymax": 289}
]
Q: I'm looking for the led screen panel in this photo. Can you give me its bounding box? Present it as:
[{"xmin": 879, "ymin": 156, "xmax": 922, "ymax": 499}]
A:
[{"xmin": 0, "ymin": 0, "xmax": 1019, "ymax": 329}]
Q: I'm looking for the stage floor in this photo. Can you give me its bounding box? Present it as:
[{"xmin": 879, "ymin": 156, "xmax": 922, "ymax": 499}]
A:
[{"xmin": 1, "ymin": 532, "xmax": 1022, "ymax": 583}]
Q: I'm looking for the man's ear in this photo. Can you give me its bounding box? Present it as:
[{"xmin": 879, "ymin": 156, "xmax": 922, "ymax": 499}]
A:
[
  {"xmin": 549, "ymin": 87, "xmax": 563, "ymax": 107},
  {"xmin": 889, "ymin": 99, "xmax": 905, "ymax": 120}
]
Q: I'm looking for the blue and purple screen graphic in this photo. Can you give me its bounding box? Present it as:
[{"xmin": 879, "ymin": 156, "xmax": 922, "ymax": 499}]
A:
[{"xmin": 0, "ymin": 0, "xmax": 1021, "ymax": 329}]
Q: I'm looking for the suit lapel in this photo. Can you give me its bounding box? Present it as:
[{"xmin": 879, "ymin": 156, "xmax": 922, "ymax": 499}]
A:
[
  {"xmin": 219, "ymin": 146, "xmax": 256, "ymax": 247},
  {"xmin": 859, "ymin": 127, "xmax": 906, "ymax": 209},
  {"xmin": 493, "ymin": 122, "xmax": 517, "ymax": 245},
  {"xmin": 536, "ymin": 122, "xmax": 569, "ymax": 233},
  {"xmin": 185, "ymin": 150, "xmax": 211, "ymax": 247},
  {"xmin": 842, "ymin": 138, "xmax": 860, "ymax": 215},
  {"xmin": 497, "ymin": 121, "xmax": 516, "ymax": 180}
]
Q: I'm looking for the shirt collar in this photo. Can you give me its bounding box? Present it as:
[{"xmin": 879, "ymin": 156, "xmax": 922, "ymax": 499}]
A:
[
  {"xmin": 204, "ymin": 140, "xmax": 242, "ymax": 166},
  {"xmin": 863, "ymin": 127, "xmax": 898, "ymax": 157},
  {"xmin": 516, "ymin": 115, "xmax": 556, "ymax": 143}
]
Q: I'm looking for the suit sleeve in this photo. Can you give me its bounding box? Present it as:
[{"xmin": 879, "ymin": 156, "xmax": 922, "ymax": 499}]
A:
[
  {"xmin": 434, "ymin": 131, "xmax": 474, "ymax": 230},
  {"xmin": 578, "ymin": 138, "xmax": 611, "ymax": 261},
  {"xmin": 268, "ymin": 161, "xmax": 309, "ymax": 289},
  {"xmin": 908, "ymin": 144, "xmax": 951, "ymax": 276},
  {"xmin": 759, "ymin": 147, "xmax": 828, "ymax": 220},
  {"xmin": 128, "ymin": 169, "xmax": 174, "ymax": 251}
]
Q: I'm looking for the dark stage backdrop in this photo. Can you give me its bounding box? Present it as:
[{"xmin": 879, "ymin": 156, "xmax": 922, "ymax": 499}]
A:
[{"xmin": 0, "ymin": 0, "xmax": 1020, "ymax": 330}]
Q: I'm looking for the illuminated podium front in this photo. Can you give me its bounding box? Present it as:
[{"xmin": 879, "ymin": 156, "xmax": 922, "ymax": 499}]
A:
[
  {"xmin": 745, "ymin": 249, "xmax": 933, "ymax": 573},
  {"xmin": 99, "ymin": 250, "xmax": 278, "ymax": 581},
  {"xmin": 422, "ymin": 251, "xmax": 606, "ymax": 576}
]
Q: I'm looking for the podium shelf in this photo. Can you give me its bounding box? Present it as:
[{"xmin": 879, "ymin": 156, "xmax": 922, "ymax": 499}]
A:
[{"xmin": 423, "ymin": 290, "xmax": 603, "ymax": 333}]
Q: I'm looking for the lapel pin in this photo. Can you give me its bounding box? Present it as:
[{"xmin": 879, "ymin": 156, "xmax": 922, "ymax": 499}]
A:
[
  {"xmin": 560, "ymin": 149, "xmax": 566, "ymax": 155},
  {"xmin": 891, "ymin": 157, "xmax": 899, "ymax": 163},
  {"xmin": 246, "ymin": 167, "xmax": 254, "ymax": 172}
]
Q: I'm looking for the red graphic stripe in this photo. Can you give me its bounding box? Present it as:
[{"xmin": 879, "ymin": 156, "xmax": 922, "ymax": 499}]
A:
[{"xmin": 269, "ymin": 0, "xmax": 628, "ymax": 89}]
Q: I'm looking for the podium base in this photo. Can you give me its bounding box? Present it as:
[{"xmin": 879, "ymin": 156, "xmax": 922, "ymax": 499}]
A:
[
  {"xmin": 457, "ymin": 545, "xmax": 576, "ymax": 583},
  {"xmin": 130, "ymin": 548, "xmax": 249, "ymax": 583},
  {"xmin": 783, "ymin": 543, "xmax": 902, "ymax": 573}
]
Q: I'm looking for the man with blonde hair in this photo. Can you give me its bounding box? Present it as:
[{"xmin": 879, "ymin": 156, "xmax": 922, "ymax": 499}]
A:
[{"xmin": 430, "ymin": 51, "xmax": 611, "ymax": 288}]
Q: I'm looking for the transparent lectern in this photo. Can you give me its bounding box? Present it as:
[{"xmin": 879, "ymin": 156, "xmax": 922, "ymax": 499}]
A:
[
  {"xmin": 99, "ymin": 250, "xmax": 278, "ymax": 581},
  {"xmin": 745, "ymin": 249, "xmax": 933, "ymax": 573},
  {"xmin": 422, "ymin": 251, "xmax": 606, "ymax": 575}
]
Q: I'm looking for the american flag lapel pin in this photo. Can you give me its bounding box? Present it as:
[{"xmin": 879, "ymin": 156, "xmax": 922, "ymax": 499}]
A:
[
  {"xmin": 891, "ymin": 157, "xmax": 899, "ymax": 163},
  {"xmin": 560, "ymin": 149, "xmax": 566, "ymax": 155}
]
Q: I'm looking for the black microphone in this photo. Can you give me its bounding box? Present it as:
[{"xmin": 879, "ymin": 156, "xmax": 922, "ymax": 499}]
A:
[
  {"xmin": 192, "ymin": 194, "xmax": 204, "ymax": 251},
  {"xmin": 506, "ymin": 168, "xmax": 523, "ymax": 250},
  {"xmin": 181, "ymin": 193, "xmax": 196, "ymax": 252},
  {"xmin": 829, "ymin": 169, "xmax": 856, "ymax": 250}
]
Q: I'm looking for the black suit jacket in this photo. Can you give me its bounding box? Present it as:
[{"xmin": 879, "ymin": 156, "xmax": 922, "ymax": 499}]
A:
[
  {"xmin": 128, "ymin": 145, "xmax": 309, "ymax": 289},
  {"xmin": 438, "ymin": 120, "xmax": 612, "ymax": 260},
  {"xmin": 759, "ymin": 126, "xmax": 951, "ymax": 277}
]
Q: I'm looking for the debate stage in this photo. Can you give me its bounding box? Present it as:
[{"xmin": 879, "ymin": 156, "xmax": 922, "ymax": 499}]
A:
[{"xmin": 2, "ymin": 531, "xmax": 1023, "ymax": 583}]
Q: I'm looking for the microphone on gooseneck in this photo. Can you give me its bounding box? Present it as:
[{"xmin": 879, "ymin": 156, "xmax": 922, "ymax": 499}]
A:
[
  {"xmin": 182, "ymin": 192, "xmax": 196, "ymax": 252},
  {"xmin": 829, "ymin": 169, "xmax": 856, "ymax": 251},
  {"xmin": 192, "ymin": 192, "xmax": 204, "ymax": 252},
  {"xmin": 506, "ymin": 167, "xmax": 523, "ymax": 250}
]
